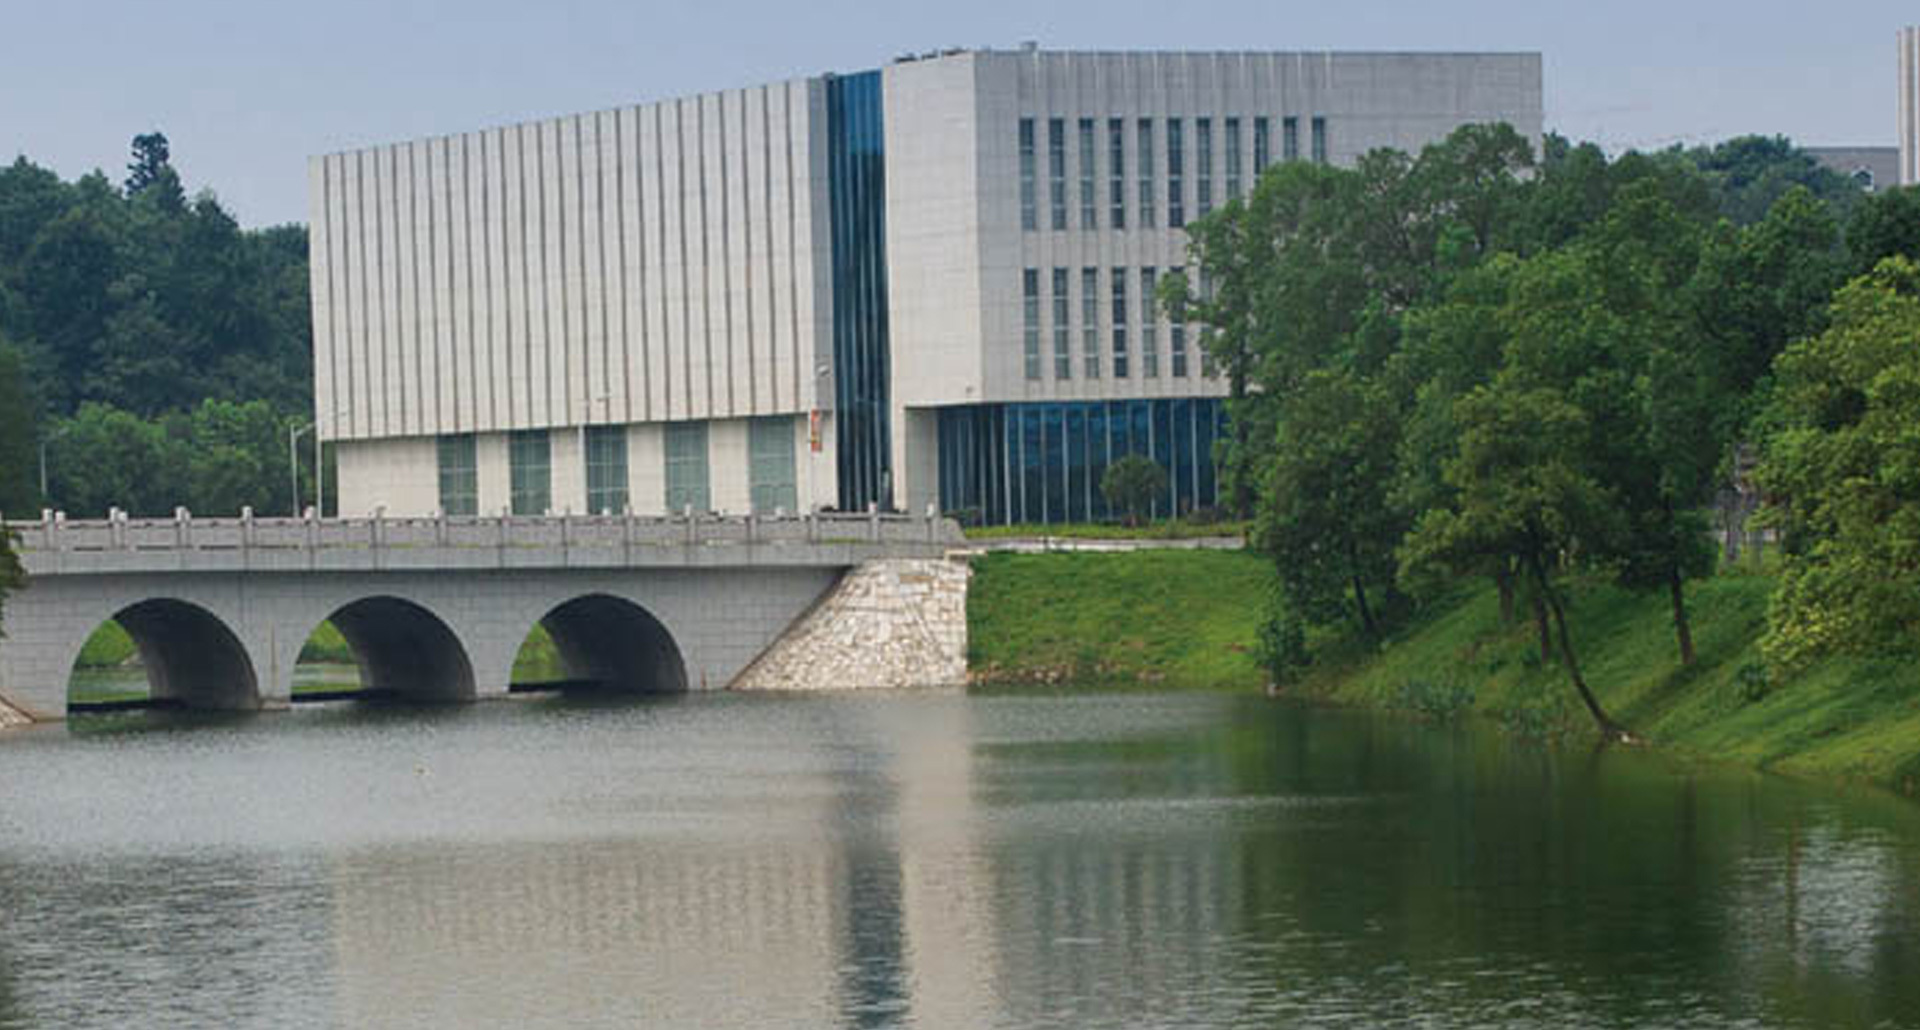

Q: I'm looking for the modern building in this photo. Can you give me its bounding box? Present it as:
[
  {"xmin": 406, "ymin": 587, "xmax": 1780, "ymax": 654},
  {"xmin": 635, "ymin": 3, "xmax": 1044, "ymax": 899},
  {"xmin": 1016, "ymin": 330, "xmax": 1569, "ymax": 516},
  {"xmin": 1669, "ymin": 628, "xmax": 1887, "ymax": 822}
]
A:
[{"xmin": 308, "ymin": 47, "xmax": 1542, "ymax": 524}]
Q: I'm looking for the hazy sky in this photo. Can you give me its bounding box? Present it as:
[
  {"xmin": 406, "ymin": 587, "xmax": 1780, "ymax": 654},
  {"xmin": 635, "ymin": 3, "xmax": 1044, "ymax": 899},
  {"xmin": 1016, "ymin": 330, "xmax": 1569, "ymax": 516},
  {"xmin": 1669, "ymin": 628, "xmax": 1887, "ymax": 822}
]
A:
[{"xmin": 2, "ymin": 0, "xmax": 1912, "ymax": 228}]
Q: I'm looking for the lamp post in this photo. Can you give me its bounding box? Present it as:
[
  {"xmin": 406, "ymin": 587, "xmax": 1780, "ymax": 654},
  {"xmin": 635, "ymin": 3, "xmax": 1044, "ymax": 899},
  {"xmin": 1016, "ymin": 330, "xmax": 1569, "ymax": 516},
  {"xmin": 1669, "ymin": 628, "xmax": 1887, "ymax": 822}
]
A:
[{"xmin": 290, "ymin": 410, "xmax": 351, "ymax": 517}]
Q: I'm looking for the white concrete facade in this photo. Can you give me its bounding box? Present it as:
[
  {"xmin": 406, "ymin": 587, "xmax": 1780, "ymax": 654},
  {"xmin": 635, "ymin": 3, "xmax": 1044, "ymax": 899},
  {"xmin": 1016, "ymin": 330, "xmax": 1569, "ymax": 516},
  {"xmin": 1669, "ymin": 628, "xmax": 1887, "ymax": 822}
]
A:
[
  {"xmin": 312, "ymin": 48, "xmax": 1542, "ymax": 519},
  {"xmin": 1901, "ymin": 28, "xmax": 1920, "ymax": 186}
]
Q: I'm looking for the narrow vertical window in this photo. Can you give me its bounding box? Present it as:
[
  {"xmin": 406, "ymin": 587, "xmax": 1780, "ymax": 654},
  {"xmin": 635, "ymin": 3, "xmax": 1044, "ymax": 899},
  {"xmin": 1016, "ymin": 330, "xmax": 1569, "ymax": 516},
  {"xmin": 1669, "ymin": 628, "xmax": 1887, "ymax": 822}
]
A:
[
  {"xmin": 585, "ymin": 424, "xmax": 629, "ymax": 515},
  {"xmin": 664, "ymin": 422, "xmax": 710, "ymax": 513},
  {"xmin": 1078, "ymin": 117, "xmax": 1097, "ymax": 230},
  {"xmin": 1052, "ymin": 268, "xmax": 1071, "ymax": 379},
  {"xmin": 1195, "ymin": 117, "xmax": 1213, "ymax": 217},
  {"xmin": 1312, "ymin": 116, "xmax": 1328, "ymax": 164},
  {"xmin": 436, "ymin": 434, "xmax": 478, "ymax": 516},
  {"xmin": 509, "ymin": 429, "xmax": 552, "ymax": 516},
  {"xmin": 748, "ymin": 416, "xmax": 797, "ymax": 513},
  {"xmin": 1023, "ymin": 268, "xmax": 1041, "ymax": 380},
  {"xmin": 1225, "ymin": 117, "xmax": 1242, "ymax": 200},
  {"xmin": 1283, "ymin": 116, "xmax": 1299, "ymax": 162},
  {"xmin": 1170, "ymin": 265, "xmax": 1188, "ymax": 378},
  {"xmin": 1140, "ymin": 267, "xmax": 1159, "ymax": 378},
  {"xmin": 1136, "ymin": 119, "xmax": 1157, "ymax": 229},
  {"xmin": 1018, "ymin": 118, "xmax": 1036, "ymax": 230},
  {"xmin": 1199, "ymin": 267, "xmax": 1218, "ymax": 378},
  {"xmin": 1167, "ymin": 118, "xmax": 1185, "ymax": 228},
  {"xmin": 1048, "ymin": 118, "xmax": 1067, "ymax": 230},
  {"xmin": 1081, "ymin": 266, "xmax": 1100, "ymax": 379},
  {"xmin": 1111, "ymin": 268, "xmax": 1129, "ymax": 379},
  {"xmin": 1254, "ymin": 116, "xmax": 1271, "ymax": 175},
  {"xmin": 1108, "ymin": 117, "xmax": 1126, "ymax": 229}
]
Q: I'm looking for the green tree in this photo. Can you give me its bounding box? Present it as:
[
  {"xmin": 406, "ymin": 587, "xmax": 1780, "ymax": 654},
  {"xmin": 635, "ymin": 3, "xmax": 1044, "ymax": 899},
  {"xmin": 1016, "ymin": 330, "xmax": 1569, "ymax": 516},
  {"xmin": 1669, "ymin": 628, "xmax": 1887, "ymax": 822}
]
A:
[
  {"xmin": 1845, "ymin": 185, "xmax": 1920, "ymax": 276},
  {"xmin": 1754, "ymin": 256, "xmax": 1920, "ymax": 668},
  {"xmin": 1399, "ymin": 382, "xmax": 1632, "ymax": 740},
  {"xmin": 0, "ymin": 342, "xmax": 36, "ymax": 514},
  {"xmin": 124, "ymin": 132, "xmax": 171, "ymax": 195},
  {"xmin": 1101, "ymin": 455, "xmax": 1168, "ymax": 527},
  {"xmin": 1255, "ymin": 369, "xmax": 1405, "ymax": 638}
]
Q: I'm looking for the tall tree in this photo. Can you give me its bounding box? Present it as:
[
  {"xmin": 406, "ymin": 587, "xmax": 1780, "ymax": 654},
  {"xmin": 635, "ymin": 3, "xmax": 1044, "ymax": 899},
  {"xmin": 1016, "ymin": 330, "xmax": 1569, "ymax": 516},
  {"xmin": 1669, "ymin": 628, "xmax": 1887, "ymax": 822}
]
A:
[
  {"xmin": 1754, "ymin": 256, "xmax": 1920, "ymax": 669},
  {"xmin": 124, "ymin": 132, "xmax": 171, "ymax": 195}
]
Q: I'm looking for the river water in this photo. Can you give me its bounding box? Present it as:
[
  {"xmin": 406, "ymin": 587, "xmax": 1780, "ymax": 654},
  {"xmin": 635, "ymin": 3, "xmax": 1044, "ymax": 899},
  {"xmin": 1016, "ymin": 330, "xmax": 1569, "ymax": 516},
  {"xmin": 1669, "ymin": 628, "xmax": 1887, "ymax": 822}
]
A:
[{"xmin": 0, "ymin": 691, "xmax": 1917, "ymax": 1029}]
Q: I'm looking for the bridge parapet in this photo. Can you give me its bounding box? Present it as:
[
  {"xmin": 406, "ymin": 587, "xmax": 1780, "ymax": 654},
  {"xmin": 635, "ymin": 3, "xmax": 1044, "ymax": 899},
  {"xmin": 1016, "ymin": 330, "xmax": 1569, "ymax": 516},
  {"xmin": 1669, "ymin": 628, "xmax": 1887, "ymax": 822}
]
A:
[{"xmin": 5, "ymin": 510, "xmax": 965, "ymax": 576}]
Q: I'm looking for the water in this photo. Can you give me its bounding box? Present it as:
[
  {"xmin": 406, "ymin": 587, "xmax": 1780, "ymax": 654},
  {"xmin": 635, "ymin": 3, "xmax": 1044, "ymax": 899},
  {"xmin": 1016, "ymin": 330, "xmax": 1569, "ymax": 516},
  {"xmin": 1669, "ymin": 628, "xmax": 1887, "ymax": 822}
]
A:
[{"xmin": 1, "ymin": 691, "xmax": 1917, "ymax": 1029}]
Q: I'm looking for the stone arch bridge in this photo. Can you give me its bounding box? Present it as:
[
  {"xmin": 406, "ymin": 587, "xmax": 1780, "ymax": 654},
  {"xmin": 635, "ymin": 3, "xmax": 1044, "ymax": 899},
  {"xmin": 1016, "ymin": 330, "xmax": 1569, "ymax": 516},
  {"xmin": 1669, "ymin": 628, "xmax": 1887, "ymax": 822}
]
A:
[{"xmin": 0, "ymin": 511, "xmax": 966, "ymax": 722}]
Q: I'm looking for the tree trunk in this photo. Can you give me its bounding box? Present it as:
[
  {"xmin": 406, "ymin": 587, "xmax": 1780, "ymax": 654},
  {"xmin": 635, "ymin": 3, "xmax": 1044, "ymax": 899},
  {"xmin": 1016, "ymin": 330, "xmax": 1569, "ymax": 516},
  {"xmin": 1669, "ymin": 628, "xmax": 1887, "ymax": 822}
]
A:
[
  {"xmin": 1525, "ymin": 551, "xmax": 1633, "ymax": 743},
  {"xmin": 1228, "ymin": 367, "xmax": 1252, "ymax": 519},
  {"xmin": 1496, "ymin": 563, "xmax": 1516, "ymax": 627},
  {"xmin": 1530, "ymin": 590, "xmax": 1552, "ymax": 663},
  {"xmin": 1352, "ymin": 573, "xmax": 1379, "ymax": 639},
  {"xmin": 1669, "ymin": 567, "xmax": 1695, "ymax": 666}
]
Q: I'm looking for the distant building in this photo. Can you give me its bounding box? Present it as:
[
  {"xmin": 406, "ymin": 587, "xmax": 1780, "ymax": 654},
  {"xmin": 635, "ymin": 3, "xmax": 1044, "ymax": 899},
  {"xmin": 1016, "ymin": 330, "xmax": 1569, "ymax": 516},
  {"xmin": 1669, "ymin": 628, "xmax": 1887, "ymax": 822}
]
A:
[
  {"xmin": 1805, "ymin": 146, "xmax": 1899, "ymax": 192},
  {"xmin": 1901, "ymin": 27, "xmax": 1920, "ymax": 185},
  {"xmin": 308, "ymin": 48, "xmax": 1542, "ymax": 524}
]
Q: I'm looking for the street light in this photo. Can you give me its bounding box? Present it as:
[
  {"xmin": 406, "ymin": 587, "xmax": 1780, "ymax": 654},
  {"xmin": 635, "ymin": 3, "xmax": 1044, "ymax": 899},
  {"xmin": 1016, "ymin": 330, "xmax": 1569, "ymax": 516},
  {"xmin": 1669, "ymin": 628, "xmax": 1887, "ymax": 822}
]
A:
[{"xmin": 290, "ymin": 409, "xmax": 351, "ymax": 517}]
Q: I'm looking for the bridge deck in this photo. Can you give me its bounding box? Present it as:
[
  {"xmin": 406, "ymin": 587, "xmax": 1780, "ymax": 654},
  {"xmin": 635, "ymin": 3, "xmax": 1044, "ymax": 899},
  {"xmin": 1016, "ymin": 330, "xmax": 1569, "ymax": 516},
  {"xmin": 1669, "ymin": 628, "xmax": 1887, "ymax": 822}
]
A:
[{"xmin": 5, "ymin": 512, "xmax": 963, "ymax": 575}]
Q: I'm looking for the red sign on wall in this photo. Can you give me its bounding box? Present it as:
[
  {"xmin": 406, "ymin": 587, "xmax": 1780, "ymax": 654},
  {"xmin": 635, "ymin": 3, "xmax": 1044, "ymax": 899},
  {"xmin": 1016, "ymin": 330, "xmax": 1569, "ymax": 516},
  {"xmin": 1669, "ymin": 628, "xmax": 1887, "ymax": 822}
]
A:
[{"xmin": 809, "ymin": 409, "xmax": 822, "ymax": 453}]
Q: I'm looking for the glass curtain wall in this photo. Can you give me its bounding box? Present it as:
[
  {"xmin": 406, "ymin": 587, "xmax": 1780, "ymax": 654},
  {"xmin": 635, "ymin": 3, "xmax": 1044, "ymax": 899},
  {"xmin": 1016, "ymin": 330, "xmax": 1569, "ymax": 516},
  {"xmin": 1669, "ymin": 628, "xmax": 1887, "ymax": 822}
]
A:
[
  {"xmin": 748, "ymin": 417, "xmax": 798, "ymax": 513},
  {"xmin": 826, "ymin": 71, "xmax": 892, "ymax": 511},
  {"xmin": 664, "ymin": 422, "xmax": 710, "ymax": 513},
  {"xmin": 935, "ymin": 399, "xmax": 1227, "ymax": 525}
]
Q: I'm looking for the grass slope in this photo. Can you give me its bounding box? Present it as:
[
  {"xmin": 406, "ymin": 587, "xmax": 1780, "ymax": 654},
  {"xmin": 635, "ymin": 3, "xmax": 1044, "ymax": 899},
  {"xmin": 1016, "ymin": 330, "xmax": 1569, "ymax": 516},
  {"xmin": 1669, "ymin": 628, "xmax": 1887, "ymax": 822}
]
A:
[
  {"xmin": 967, "ymin": 549, "xmax": 1270, "ymax": 690},
  {"xmin": 1295, "ymin": 572, "xmax": 1920, "ymax": 795}
]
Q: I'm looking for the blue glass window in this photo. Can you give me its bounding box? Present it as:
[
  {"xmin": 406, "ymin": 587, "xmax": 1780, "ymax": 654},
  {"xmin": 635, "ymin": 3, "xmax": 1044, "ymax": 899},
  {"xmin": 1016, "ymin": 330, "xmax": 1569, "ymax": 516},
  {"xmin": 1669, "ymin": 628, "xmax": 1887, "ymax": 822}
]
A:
[{"xmin": 827, "ymin": 71, "xmax": 892, "ymax": 511}]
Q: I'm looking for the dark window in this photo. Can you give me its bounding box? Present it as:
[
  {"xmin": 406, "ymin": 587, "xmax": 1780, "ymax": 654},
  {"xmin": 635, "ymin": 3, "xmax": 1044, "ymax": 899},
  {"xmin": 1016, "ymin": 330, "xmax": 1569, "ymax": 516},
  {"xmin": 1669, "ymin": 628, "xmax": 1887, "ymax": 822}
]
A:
[
  {"xmin": 1312, "ymin": 116, "xmax": 1328, "ymax": 164},
  {"xmin": 664, "ymin": 422, "xmax": 709, "ymax": 513},
  {"xmin": 584, "ymin": 425, "xmax": 628, "ymax": 515},
  {"xmin": 748, "ymin": 417, "xmax": 797, "ymax": 514},
  {"xmin": 1081, "ymin": 267, "xmax": 1100, "ymax": 379},
  {"xmin": 1225, "ymin": 117, "xmax": 1242, "ymax": 200},
  {"xmin": 1078, "ymin": 117, "xmax": 1097, "ymax": 230},
  {"xmin": 1052, "ymin": 268, "xmax": 1071, "ymax": 379},
  {"xmin": 1022, "ymin": 268, "xmax": 1041, "ymax": 380},
  {"xmin": 1167, "ymin": 118, "xmax": 1185, "ymax": 228},
  {"xmin": 1254, "ymin": 116, "xmax": 1270, "ymax": 175},
  {"xmin": 1283, "ymin": 116, "xmax": 1299, "ymax": 162},
  {"xmin": 508, "ymin": 429, "xmax": 550, "ymax": 515},
  {"xmin": 436, "ymin": 435, "xmax": 478, "ymax": 516},
  {"xmin": 1018, "ymin": 118, "xmax": 1037, "ymax": 230},
  {"xmin": 1196, "ymin": 117, "xmax": 1213, "ymax": 217},
  {"xmin": 1048, "ymin": 118, "xmax": 1067, "ymax": 230},
  {"xmin": 1137, "ymin": 119, "xmax": 1156, "ymax": 228},
  {"xmin": 1108, "ymin": 117, "xmax": 1126, "ymax": 229},
  {"xmin": 1141, "ymin": 267, "xmax": 1158, "ymax": 378},
  {"xmin": 1112, "ymin": 268, "xmax": 1129, "ymax": 379}
]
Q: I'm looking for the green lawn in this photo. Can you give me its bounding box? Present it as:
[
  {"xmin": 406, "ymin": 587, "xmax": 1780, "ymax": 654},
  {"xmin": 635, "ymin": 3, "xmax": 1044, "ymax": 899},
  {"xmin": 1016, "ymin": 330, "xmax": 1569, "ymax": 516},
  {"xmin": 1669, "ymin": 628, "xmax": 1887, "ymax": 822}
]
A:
[{"xmin": 967, "ymin": 549, "xmax": 1270, "ymax": 690}]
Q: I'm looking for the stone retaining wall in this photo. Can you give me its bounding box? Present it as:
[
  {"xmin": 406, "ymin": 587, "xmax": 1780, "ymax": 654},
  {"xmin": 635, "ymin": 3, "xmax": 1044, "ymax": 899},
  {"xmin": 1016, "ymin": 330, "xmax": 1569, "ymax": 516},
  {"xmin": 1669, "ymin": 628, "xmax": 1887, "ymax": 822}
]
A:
[
  {"xmin": 732, "ymin": 559, "xmax": 970, "ymax": 690},
  {"xmin": 0, "ymin": 696, "xmax": 29, "ymax": 729}
]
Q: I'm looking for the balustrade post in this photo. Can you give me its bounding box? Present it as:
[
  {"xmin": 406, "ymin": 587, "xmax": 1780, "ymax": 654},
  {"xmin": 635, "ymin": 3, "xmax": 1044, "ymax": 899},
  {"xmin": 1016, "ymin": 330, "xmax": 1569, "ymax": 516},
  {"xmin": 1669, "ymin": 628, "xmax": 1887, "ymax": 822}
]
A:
[
  {"xmin": 174, "ymin": 508, "xmax": 191, "ymax": 550},
  {"xmin": 868, "ymin": 502, "xmax": 880, "ymax": 542}
]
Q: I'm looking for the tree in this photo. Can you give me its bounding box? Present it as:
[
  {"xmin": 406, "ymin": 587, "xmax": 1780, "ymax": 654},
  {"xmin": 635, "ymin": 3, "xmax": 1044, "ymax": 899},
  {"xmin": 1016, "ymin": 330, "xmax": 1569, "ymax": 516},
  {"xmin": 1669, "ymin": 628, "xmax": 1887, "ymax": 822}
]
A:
[
  {"xmin": 1754, "ymin": 256, "xmax": 1920, "ymax": 669},
  {"xmin": 1399, "ymin": 382, "xmax": 1633, "ymax": 740},
  {"xmin": 1101, "ymin": 455, "xmax": 1168, "ymax": 527},
  {"xmin": 125, "ymin": 132, "xmax": 171, "ymax": 195},
  {"xmin": 1846, "ymin": 185, "xmax": 1920, "ymax": 276},
  {"xmin": 1255, "ymin": 369, "xmax": 1406, "ymax": 638},
  {"xmin": 0, "ymin": 342, "xmax": 36, "ymax": 514}
]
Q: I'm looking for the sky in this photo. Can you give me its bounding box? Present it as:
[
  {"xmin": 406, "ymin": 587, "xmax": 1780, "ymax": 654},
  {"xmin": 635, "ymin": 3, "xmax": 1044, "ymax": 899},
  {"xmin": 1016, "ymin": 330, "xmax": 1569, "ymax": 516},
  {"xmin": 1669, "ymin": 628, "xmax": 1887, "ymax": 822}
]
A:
[{"xmin": 0, "ymin": 0, "xmax": 1911, "ymax": 228}]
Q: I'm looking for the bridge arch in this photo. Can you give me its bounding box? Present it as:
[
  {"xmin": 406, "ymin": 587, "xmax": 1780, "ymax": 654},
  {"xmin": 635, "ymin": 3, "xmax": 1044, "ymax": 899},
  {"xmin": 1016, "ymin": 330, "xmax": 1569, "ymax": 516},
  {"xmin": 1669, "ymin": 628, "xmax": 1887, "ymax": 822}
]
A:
[
  {"xmin": 316, "ymin": 596, "xmax": 475, "ymax": 702},
  {"xmin": 524, "ymin": 594, "xmax": 688, "ymax": 694},
  {"xmin": 72, "ymin": 598, "xmax": 259, "ymax": 711}
]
